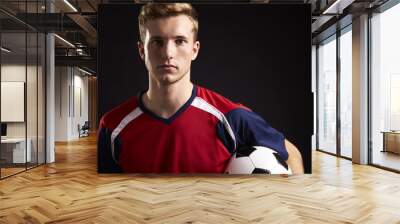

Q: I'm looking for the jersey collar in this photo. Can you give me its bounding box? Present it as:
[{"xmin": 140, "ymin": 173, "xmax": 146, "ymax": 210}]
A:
[{"xmin": 138, "ymin": 85, "xmax": 197, "ymax": 124}]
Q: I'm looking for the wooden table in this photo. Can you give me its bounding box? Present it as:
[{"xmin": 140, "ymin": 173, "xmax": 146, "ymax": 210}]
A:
[{"xmin": 381, "ymin": 131, "xmax": 400, "ymax": 154}]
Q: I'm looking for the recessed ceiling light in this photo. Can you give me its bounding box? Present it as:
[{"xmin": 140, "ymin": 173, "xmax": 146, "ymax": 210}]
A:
[
  {"xmin": 77, "ymin": 67, "xmax": 93, "ymax": 76},
  {"xmin": 63, "ymin": 0, "xmax": 78, "ymax": 12},
  {"xmin": 1, "ymin": 47, "xmax": 11, "ymax": 53},
  {"xmin": 54, "ymin": 34, "xmax": 75, "ymax": 48},
  {"xmin": 322, "ymin": 0, "xmax": 354, "ymax": 15}
]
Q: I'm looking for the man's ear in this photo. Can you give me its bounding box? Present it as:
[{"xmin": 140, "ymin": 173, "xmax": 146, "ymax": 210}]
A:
[
  {"xmin": 191, "ymin": 40, "xmax": 200, "ymax": 61},
  {"xmin": 138, "ymin": 41, "xmax": 145, "ymax": 61}
]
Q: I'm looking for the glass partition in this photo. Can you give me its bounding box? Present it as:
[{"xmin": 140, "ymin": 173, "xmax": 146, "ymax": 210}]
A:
[
  {"xmin": 1, "ymin": 31, "xmax": 28, "ymax": 177},
  {"xmin": 38, "ymin": 32, "xmax": 45, "ymax": 165},
  {"xmin": 317, "ymin": 35, "xmax": 337, "ymax": 155},
  {"xmin": 0, "ymin": 1, "xmax": 46, "ymax": 179},
  {"xmin": 26, "ymin": 0, "xmax": 44, "ymax": 170},
  {"xmin": 339, "ymin": 27, "xmax": 352, "ymax": 158},
  {"xmin": 370, "ymin": 2, "xmax": 400, "ymax": 171}
]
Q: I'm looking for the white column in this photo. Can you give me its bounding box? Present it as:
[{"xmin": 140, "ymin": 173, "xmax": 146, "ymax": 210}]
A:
[
  {"xmin": 352, "ymin": 14, "xmax": 369, "ymax": 164},
  {"xmin": 46, "ymin": 1, "xmax": 55, "ymax": 163}
]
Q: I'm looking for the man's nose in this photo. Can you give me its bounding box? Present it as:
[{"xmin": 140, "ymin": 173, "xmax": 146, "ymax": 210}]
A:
[{"xmin": 161, "ymin": 41, "xmax": 175, "ymax": 59}]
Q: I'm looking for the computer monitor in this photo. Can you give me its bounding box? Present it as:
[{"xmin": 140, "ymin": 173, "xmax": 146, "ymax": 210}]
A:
[{"xmin": 1, "ymin": 123, "xmax": 7, "ymax": 137}]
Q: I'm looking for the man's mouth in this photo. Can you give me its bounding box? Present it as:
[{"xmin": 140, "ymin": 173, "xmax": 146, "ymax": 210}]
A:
[{"xmin": 158, "ymin": 64, "xmax": 177, "ymax": 69}]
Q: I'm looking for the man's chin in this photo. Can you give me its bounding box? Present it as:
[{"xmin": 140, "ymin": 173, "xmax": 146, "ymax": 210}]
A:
[{"xmin": 156, "ymin": 75, "xmax": 179, "ymax": 85}]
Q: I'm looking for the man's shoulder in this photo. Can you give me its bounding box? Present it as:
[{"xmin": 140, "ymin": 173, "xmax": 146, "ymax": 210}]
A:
[
  {"xmin": 99, "ymin": 96, "xmax": 139, "ymax": 130},
  {"xmin": 196, "ymin": 85, "xmax": 249, "ymax": 114}
]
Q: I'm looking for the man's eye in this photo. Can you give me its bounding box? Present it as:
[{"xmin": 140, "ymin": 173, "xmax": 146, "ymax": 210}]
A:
[
  {"xmin": 176, "ymin": 39, "xmax": 187, "ymax": 45},
  {"xmin": 151, "ymin": 40, "xmax": 163, "ymax": 46}
]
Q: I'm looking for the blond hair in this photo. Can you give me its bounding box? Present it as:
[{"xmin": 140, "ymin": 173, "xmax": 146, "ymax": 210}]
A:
[{"xmin": 138, "ymin": 3, "xmax": 199, "ymax": 42}]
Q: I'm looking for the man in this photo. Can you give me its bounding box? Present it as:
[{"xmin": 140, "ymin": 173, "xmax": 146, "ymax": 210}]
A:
[{"xmin": 98, "ymin": 3, "xmax": 304, "ymax": 174}]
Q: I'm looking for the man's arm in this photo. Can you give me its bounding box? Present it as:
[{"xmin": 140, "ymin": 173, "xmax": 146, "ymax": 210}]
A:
[
  {"xmin": 98, "ymin": 118, "xmax": 123, "ymax": 173},
  {"xmin": 285, "ymin": 139, "xmax": 304, "ymax": 174},
  {"xmin": 220, "ymin": 108, "xmax": 304, "ymax": 174}
]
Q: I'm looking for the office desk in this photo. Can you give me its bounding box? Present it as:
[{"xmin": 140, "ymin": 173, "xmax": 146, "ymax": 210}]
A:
[
  {"xmin": 381, "ymin": 131, "xmax": 400, "ymax": 154},
  {"xmin": 1, "ymin": 138, "xmax": 32, "ymax": 163}
]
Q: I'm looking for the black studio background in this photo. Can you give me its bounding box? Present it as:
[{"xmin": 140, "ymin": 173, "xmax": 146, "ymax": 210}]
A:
[{"xmin": 98, "ymin": 4, "xmax": 312, "ymax": 173}]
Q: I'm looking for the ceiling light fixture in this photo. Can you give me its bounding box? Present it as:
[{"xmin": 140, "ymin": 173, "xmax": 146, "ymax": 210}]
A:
[
  {"xmin": 63, "ymin": 0, "xmax": 78, "ymax": 12},
  {"xmin": 1, "ymin": 47, "xmax": 11, "ymax": 53},
  {"xmin": 322, "ymin": 0, "xmax": 354, "ymax": 15},
  {"xmin": 78, "ymin": 67, "xmax": 93, "ymax": 76},
  {"xmin": 76, "ymin": 48, "xmax": 85, "ymax": 55},
  {"xmin": 54, "ymin": 34, "xmax": 75, "ymax": 48}
]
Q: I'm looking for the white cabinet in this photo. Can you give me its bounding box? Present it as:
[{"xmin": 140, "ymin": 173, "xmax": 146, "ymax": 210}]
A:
[{"xmin": 1, "ymin": 138, "xmax": 32, "ymax": 163}]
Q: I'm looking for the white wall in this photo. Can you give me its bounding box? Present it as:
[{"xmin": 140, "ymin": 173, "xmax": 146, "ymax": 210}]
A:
[
  {"xmin": 1, "ymin": 63, "xmax": 46, "ymax": 164},
  {"xmin": 55, "ymin": 66, "xmax": 69, "ymax": 141},
  {"xmin": 312, "ymin": 45, "xmax": 317, "ymax": 150},
  {"xmin": 1, "ymin": 65, "xmax": 26, "ymax": 134},
  {"xmin": 55, "ymin": 67, "xmax": 89, "ymax": 141},
  {"xmin": 1, "ymin": 65, "xmax": 40, "ymax": 138},
  {"xmin": 70, "ymin": 71, "xmax": 89, "ymax": 139}
]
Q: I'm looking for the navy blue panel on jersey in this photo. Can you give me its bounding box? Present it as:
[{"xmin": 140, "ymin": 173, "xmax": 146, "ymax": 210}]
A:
[
  {"xmin": 218, "ymin": 108, "xmax": 288, "ymax": 160},
  {"xmin": 98, "ymin": 128, "xmax": 122, "ymax": 173},
  {"xmin": 216, "ymin": 122, "xmax": 235, "ymax": 154}
]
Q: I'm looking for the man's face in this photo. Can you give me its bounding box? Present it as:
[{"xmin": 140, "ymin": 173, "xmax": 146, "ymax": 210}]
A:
[{"xmin": 138, "ymin": 15, "xmax": 200, "ymax": 85}]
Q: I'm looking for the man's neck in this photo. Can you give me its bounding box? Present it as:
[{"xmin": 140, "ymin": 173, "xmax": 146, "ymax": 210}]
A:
[{"xmin": 143, "ymin": 78, "xmax": 194, "ymax": 119}]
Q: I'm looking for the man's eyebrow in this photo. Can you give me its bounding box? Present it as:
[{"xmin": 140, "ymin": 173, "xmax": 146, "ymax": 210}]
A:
[
  {"xmin": 149, "ymin": 36, "xmax": 163, "ymax": 40},
  {"xmin": 175, "ymin": 35, "xmax": 188, "ymax": 39},
  {"xmin": 149, "ymin": 36, "xmax": 189, "ymax": 40}
]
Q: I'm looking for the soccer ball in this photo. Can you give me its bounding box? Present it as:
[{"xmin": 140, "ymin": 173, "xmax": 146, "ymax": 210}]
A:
[{"xmin": 225, "ymin": 146, "xmax": 292, "ymax": 175}]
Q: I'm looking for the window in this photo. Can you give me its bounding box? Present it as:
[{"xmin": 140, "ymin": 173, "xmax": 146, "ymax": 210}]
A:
[
  {"xmin": 370, "ymin": 2, "xmax": 400, "ymax": 171},
  {"xmin": 317, "ymin": 35, "xmax": 337, "ymax": 154},
  {"xmin": 339, "ymin": 28, "xmax": 352, "ymax": 158}
]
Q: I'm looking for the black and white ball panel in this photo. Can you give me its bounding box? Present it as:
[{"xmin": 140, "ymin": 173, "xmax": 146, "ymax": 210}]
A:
[
  {"xmin": 225, "ymin": 146, "xmax": 292, "ymax": 175},
  {"xmin": 225, "ymin": 156, "xmax": 255, "ymax": 174}
]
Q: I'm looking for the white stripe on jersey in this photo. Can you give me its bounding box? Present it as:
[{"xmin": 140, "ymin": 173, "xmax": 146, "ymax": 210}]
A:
[
  {"xmin": 191, "ymin": 97, "xmax": 237, "ymax": 150},
  {"xmin": 110, "ymin": 107, "xmax": 143, "ymax": 164},
  {"xmin": 110, "ymin": 97, "xmax": 237, "ymax": 164}
]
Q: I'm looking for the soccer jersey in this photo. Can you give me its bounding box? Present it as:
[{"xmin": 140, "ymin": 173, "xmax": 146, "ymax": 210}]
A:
[{"xmin": 98, "ymin": 85, "xmax": 288, "ymax": 173}]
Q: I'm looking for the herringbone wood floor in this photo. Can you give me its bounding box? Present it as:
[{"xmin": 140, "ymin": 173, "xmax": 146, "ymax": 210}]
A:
[{"xmin": 1, "ymin": 135, "xmax": 400, "ymax": 223}]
